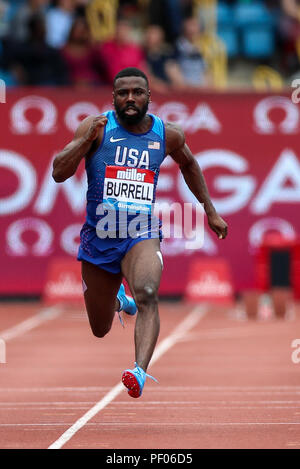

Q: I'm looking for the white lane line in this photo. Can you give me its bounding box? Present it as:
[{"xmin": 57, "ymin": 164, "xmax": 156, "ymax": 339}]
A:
[
  {"xmin": 0, "ymin": 402, "xmax": 300, "ymax": 410},
  {"xmin": 2, "ymin": 400, "xmax": 300, "ymax": 406},
  {"xmin": 0, "ymin": 306, "xmax": 62, "ymax": 342},
  {"xmin": 0, "ymin": 387, "xmax": 111, "ymax": 392},
  {"xmin": 48, "ymin": 305, "xmax": 207, "ymax": 450},
  {"xmin": 1, "ymin": 401, "xmax": 300, "ymax": 407},
  {"xmin": 5, "ymin": 422, "xmax": 300, "ymax": 428},
  {"xmin": 1, "ymin": 385, "xmax": 300, "ymax": 393}
]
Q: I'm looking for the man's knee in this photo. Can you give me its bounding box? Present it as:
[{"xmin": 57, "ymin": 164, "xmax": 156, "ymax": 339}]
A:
[
  {"xmin": 135, "ymin": 284, "xmax": 159, "ymax": 310},
  {"xmin": 91, "ymin": 323, "xmax": 112, "ymax": 338},
  {"xmin": 87, "ymin": 309, "xmax": 114, "ymax": 338}
]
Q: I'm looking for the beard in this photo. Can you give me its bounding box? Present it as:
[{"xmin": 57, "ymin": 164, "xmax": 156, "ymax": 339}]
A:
[{"xmin": 114, "ymin": 100, "xmax": 149, "ymax": 125}]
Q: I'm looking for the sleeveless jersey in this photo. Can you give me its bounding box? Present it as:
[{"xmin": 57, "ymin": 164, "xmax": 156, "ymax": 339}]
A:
[{"xmin": 84, "ymin": 110, "xmax": 166, "ymax": 237}]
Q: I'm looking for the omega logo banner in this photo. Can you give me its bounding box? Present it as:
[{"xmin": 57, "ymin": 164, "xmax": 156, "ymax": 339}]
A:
[{"xmin": 0, "ymin": 89, "xmax": 299, "ymax": 295}]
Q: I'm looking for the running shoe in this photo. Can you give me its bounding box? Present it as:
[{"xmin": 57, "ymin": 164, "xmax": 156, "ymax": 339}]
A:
[
  {"xmin": 117, "ymin": 283, "xmax": 137, "ymax": 316},
  {"xmin": 122, "ymin": 362, "xmax": 158, "ymax": 398}
]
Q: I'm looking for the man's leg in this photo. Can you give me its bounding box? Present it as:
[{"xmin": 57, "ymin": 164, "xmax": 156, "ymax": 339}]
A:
[
  {"xmin": 81, "ymin": 260, "xmax": 123, "ymax": 338},
  {"xmin": 121, "ymin": 238, "xmax": 163, "ymax": 371}
]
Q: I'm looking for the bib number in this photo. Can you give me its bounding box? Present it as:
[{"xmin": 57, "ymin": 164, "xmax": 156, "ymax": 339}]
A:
[{"xmin": 103, "ymin": 166, "xmax": 155, "ymax": 214}]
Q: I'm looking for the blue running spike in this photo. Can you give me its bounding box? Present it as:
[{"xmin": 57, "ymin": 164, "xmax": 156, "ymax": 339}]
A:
[
  {"xmin": 117, "ymin": 284, "xmax": 137, "ymax": 316},
  {"xmin": 122, "ymin": 362, "xmax": 158, "ymax": 398}
]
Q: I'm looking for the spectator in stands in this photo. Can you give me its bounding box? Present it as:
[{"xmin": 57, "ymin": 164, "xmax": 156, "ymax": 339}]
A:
[
  {"xmin": 98, "ymin": 18, "xmax": 146, "ymax": 84},
  {"xmin": 9, "ymin": 0, "xmax": 49, "ymax": 42},
  {"xmin": 281, "ymin": 0, "xmax": 300, "ymax": 23},
  {"xmin": 45, "ymin": 0, "xmax": 75, "ymax": 48},
  {"xmin": 280, "ymin": 0, "xmax": 300, "ymax": 72},
  {"xmin": 74, "ymin": 0, "xmax": 90, "ymax": 16},
  {"xmin": 175, "ymin": 16, "xmax": 209, "ymax": 87},
  {"xmin": 144, "ymin": 24, "xmax": 186, "ymax": 90},
  {"xmin": 119, "ymin": 0, "xmax": 140, "ymax": 15},
  {"xmin": 0, "ymin": 0, "xmax": 10, "ymax": 39},
  {"xmin": 61, "ymin": 16, "xmax": 104, "ymax": 86},
  {"xmin": 147, "ymin": 0, "xmax": 193, "ymax": 43},
  {"xmin": 5, "ymin": 14, "xmax": 69, "ymax": 85}
]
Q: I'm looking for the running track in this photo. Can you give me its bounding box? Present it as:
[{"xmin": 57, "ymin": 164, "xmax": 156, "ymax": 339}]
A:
[{"xmin": 0, "ymin": 301, "xmax": 300, "ymax": 449}]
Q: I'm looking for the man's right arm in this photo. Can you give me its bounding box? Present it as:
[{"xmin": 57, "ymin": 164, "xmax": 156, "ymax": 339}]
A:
[{"xmin": 52, "ymin": 115, "xmax": 107, "ymax": 183}]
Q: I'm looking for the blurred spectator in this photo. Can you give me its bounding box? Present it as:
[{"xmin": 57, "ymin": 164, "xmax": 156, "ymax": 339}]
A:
[
  {"xmin": 0, "ymin": 0, "xmax": 10, "ymax": 38},
  {"xmin": 144, "ymin": 24, "xmax": 186, "ymax": 89},
  {"xmin": 119, "ymin": 0, "xmax": 140, "ymax": 16},
  {"xmin": 175, "ymin": 16, "xmax": 209, "ymax": 87},
  {"xmin": 98, "ymin": 18, "xmax": 146, "ymax": 83},
  {"xmin": 61, "ymin": 16, "xmax": 104, "ymax": 86},
  {"xmin": 4, "ymin": 14, "xmax": 69, "ymax": 85},
  {"xmin": 46, "ymin": 0, "xmax": 75, "ymax": 48},
  {"xmin": 10, "ymin": 0, "xmax": 49, "ymax": 42},
  {"xmin": 74, "ymin": 0, "xmax": 91, "ymax": 16},
  {"xmin": 280, "ymin": 0, "xmax": 300, "ymax": 72},
  {"xmin": 147, "ymin": 0, "xmax": 193, "ymax": 43},
  {"xmin": 281, "ymin": 0, "xmax": 300, "ymax": 22}
]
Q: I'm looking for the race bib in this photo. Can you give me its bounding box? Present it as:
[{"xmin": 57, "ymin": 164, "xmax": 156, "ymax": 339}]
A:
[{"xmin": 103, "ymin": 166, "xmax": 155, "ymax": 213}]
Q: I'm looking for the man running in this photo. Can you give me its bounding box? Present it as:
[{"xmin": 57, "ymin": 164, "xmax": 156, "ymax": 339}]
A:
[{"xmin": 52, "ymin": 67, "xmax": 228, "ymax": 398}]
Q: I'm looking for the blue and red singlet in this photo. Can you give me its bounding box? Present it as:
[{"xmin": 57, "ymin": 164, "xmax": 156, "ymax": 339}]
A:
[{"xmin": 78, "ymin": 110, "xmax": 166, "ymax": 273}]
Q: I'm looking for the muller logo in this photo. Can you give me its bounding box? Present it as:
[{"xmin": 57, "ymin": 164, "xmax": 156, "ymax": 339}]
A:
[{"xmin": 116, "ymin": 168, "xmax": 146, "ymax": 182}]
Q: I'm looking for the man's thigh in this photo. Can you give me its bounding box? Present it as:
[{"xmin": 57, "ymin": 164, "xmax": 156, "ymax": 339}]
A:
[{"xmin": 81, "ymin": 260, "xmax": 123, "ymax": 333}]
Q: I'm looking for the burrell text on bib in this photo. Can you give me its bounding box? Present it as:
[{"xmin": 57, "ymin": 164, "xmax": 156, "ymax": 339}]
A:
[{"xmin": 103, "ymin": 166, "xmax": 155, "ymax": 213}]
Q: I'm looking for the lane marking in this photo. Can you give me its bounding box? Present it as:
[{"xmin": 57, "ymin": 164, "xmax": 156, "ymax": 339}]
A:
[
  {"xmin": 180, "ymin": 326, "xmax": 297, "ymax": 340},
  {"xmin": 1, "ymin": 405, "xmax": 300, "ymax": 411},
  {"xmin": 48, "ymin": 305, "xmax": 207, "ymax": 449},
  {"xmin": 3, "ymin": 400, "xmax": 300, "ymax": 405},
  {"xmin": 0, "ymin": 387, "xmax": 111, "ymax": 392},
  {"xmin": 0, "ymin": 306, "xmax": 62, "ymax": 342},
  {"xmin": 4, "ymin": 422, "xmax": 300, "ymax": 428},
  {"xmin": 1, "ymin": 386, "xmax": 300, "ymax": 393}
]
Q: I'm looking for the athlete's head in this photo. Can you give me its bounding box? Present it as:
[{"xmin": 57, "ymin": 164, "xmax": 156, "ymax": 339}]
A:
[{"xmin": 113, "ymin": 68, "xmax": 150, "ymax": 125}]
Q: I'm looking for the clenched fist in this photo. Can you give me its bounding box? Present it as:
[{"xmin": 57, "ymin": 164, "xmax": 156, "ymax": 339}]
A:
[
  {"xmin": 207, "ymin": 212, "xmax": 228, "ymax": 240},
  {"xmin": 85, "ymin": 116, "xmax": 108, "ymax": 143}
]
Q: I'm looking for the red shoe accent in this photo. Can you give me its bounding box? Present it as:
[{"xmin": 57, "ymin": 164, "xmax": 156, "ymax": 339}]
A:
[{"xmin": 122, "ymin": 371, "xmax": 141, "ymax": 398}]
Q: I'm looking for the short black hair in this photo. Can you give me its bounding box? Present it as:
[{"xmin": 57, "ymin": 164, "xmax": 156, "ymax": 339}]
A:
[{"xmin": 113, "ymin": 68, "xmax": 149, "ymax": 88}]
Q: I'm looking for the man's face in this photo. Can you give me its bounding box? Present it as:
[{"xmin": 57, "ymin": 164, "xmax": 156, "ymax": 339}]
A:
[
  {"xmin": 115, "ymin": 20, "xmax": 131, "ymax": 45},
  {"xmin": 113, "ymin": 76, "xmax": 150, "ymax": 125}
]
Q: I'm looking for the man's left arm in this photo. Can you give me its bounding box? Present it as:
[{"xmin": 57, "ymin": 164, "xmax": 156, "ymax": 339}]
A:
[{"xmin": 166, "ymin": 123, "xmax": 228, "ymax": 240}]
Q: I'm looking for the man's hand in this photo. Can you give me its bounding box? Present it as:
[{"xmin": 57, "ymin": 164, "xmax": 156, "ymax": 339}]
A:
[
  {"xmin": 85, "ymin": 116, "xmax": 108, "ymax": 143},
  {"xmin": 207, "ymin": 212, "xmax": 228, "ymax": 240},
  {"xmin": 52, "ymin": 115, "xmax": 107, "ymax": 183}
]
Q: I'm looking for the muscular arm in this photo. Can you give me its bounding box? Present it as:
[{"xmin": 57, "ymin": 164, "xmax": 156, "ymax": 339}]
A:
[
  {"xmin": 166, "ymin": 122, "xmax": 228, "ymax": 239},
  {"xmin": 166, "ymin": 123, "xmax": 215, "ymax": 214},
  {"xmin": 52, "ymin": 115, "xmax": 107, "ymax": 183}
]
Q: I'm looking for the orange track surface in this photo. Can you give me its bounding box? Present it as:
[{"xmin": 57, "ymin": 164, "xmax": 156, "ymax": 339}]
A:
[{"xmin": 0, "ymin": 301, "xmax": 300, "ymax": 449}]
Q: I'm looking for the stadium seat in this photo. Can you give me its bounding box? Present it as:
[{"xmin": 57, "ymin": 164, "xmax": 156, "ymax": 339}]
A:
[
  {"xmin": 252, "ymin": 65, "xmax": 283, "ymax": 90},
  {"xmin": 217, "ymin": 2, "xmax": 233, "ymax": 27},
  {"xmin": 5, "ymin": 2, "xmax": 21, "ymax": 21},
  {"xmin": 218, "ymin": 26, "xmax": 239, "ymax": 58},
  {"xmin": 217, "ymin": 2, "xmax": 239, "ymax": 58},
  {"xmin": 242, "ymin": 26, "xmax": 275, "ymax": 58},
  {"xmin": 233, "ymin": 1, "xmax": 276, "ymax": 59},
  {"xmin": 234, "ymin": 1, "xmax": 274, "ymax": 27},
  {"xmin": 0, "ymin": 69, "xmax": 17, "ymax": 86}
]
